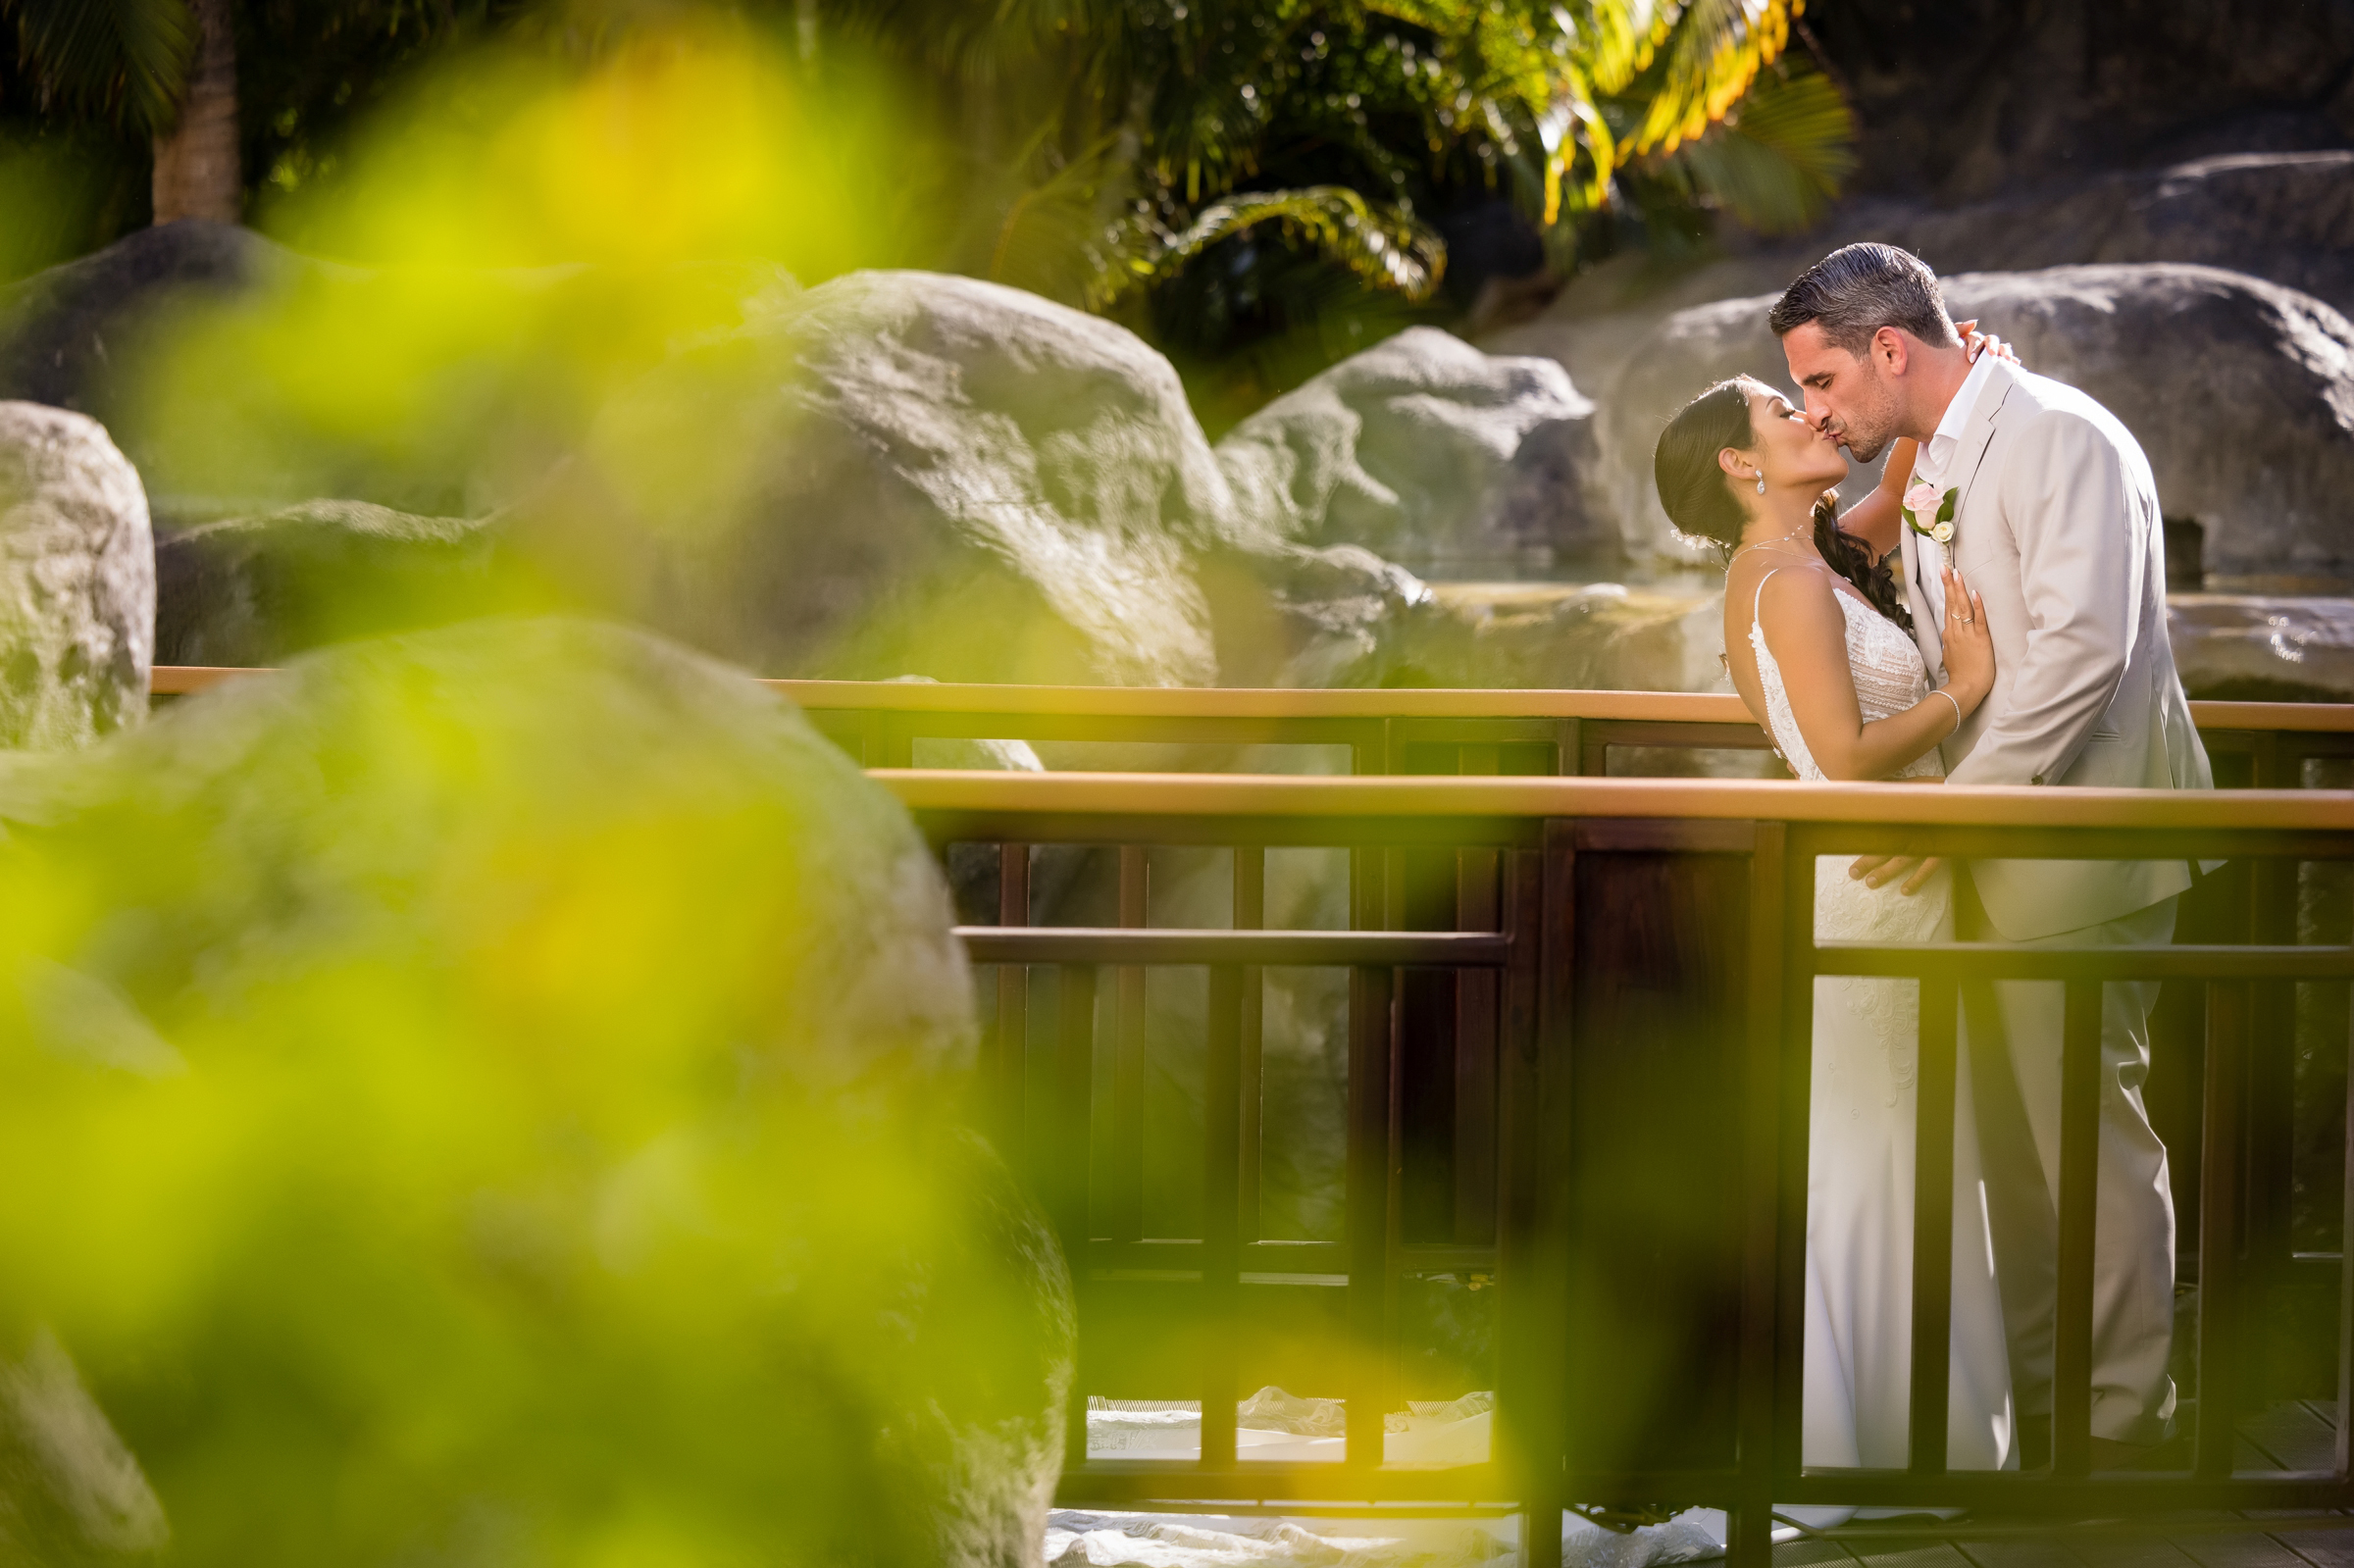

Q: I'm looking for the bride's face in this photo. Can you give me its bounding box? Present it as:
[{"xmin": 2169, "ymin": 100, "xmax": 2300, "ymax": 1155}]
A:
[{"xmin": 1741, "ymin": 383, "xmax": 1849, "ymax": 493}]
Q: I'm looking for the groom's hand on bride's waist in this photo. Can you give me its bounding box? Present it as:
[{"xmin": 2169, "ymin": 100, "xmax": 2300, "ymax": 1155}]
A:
[{"xmin": 1849, "ymin": 853, "xmax": 1942, "ymax": 895}]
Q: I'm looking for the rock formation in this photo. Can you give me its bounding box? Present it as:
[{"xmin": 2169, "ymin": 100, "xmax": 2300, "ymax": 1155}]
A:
[
  {"xmin": 125, "ymin": 259, "xmax": 1444, "ymax": 690},
  {"xmin": 1806, "ymin": 0, "xmax": 2354, "ymax": 203},
  {"xmin": 0, "ymin": 402, "xmax": 153, "ymax": 747},
  {"xmin": 0, "ymin": 618, "xmax": 1071, "ymax": 1567},
  {"xmin": 152, "ymin": 497, "xmax": 497, "ymax": 667},
  {"xmin": 546, "ymin": 269, "xmax": 1235, "ymax": 687},
  {"xmin": 1214, "ymin": 325, "xmax": 1611, "ymax": 571}
]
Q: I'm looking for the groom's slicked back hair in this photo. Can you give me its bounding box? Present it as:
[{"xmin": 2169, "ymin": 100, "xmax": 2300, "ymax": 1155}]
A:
[{"xmin": 1768, "ymin": 243, "xmax": 1959, "ymax": 357}]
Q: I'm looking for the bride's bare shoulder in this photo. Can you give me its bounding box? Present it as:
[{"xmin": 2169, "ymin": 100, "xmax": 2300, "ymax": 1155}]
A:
[{"xmin": 1729, "ymin": 556, "xmax": 1840, "ymax": 621}]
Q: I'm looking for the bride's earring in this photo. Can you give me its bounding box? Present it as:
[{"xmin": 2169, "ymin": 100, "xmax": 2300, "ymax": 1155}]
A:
[{"xmin": 1755, "ymin": 473, "xmax": 1767, "ymax": 495}]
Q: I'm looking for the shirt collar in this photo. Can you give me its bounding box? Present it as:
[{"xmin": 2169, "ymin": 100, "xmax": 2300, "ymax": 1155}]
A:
[{"xmin": 1914, "ymin": 347, "xmax": 1999, "ymax": 485}]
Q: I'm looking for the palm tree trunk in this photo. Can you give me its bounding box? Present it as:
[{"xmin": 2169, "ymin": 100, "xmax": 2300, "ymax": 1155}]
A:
[{"xmin": 151, "ymin": 0, "xmax": 239, "ymax": 225}]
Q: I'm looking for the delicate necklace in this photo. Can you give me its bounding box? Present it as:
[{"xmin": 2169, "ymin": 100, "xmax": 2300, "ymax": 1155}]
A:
[{"xmin": 1730, "ymin": 522, "xmax": 1814, "ymax": 559}]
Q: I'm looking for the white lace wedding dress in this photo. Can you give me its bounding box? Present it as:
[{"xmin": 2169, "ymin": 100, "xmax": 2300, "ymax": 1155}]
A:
[{"xmin": 1749, "ymin": 575, "xmax": 2016, "ymax": 1520}]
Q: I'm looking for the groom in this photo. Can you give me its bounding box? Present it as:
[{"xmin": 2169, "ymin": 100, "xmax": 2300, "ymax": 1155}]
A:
[{"xmin": 1770, "ymin": 243, "xmax": 2214, "ymax": 1464}]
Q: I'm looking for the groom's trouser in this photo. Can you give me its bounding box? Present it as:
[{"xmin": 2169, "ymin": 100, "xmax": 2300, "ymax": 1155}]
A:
[{"xmin": 1958, "ymin": 885, "xmax": 2179, "ymax": 1446}]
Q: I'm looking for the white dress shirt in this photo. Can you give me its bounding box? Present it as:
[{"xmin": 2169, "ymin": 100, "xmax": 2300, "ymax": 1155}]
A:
[{"xmin": 1904, "ymin": 345, "xmax": 2000, "ymax": 627}]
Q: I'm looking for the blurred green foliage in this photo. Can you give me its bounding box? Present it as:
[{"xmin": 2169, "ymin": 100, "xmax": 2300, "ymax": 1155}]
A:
[{"xmin": 0, "ymin": 618, "xmax": 1069, "ymax": 1565}]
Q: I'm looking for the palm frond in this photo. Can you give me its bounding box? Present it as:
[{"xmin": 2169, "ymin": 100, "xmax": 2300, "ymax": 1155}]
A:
[
  {"xmin": 1102, "ymin": 184, "xmax": 1446, "ymax": 309},
  {"xmin": 1670, "ymin": 58, "xmax": 1853, "ymax": 230},
  {"xmin": 821, "ymin": 0, "xmax": 1104, "ymax": 82},
  {"xmin": 1626, "ymin": 0, "xmax": 1795, "ymax": 154},
  {"xmin": 1, "ymin": 0, "xmax": 195, "ymax": 133},
  {"xmin": 986, "ymin": 128, "xmax": 1134, "ymax": 304}
]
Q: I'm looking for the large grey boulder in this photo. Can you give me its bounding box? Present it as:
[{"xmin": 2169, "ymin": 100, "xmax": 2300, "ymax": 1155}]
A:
[
  {"xmin": 0, "ymin": 223, "xmax": 298, "ymax": 429},
  {"xmin": 0, "ymin": 618, "xmax": 1071, "ymax": 1568},
  {"xmin": 1214, "ymin": 326, "xmax": 1612, "ymax": 572},
  {"xmin": 152, "ymin": 498, "xmax": 498, "ymax": 667},
  {"xmin": 526, "ymin": 270, "xmax": 1236, "ymax": 686},
  {"xmin": 1595, "ymin": 265, "xmax": 2354, "ymax": 581},
  {"xmin": 0, "ymin": 403, "xmax": 152, "ymax": 746}
]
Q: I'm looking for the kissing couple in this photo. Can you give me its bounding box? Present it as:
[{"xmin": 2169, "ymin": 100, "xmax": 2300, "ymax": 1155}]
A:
[{"xmin": 1652, "ymin": 243, "xmax": 2214, "ymax": 1512}]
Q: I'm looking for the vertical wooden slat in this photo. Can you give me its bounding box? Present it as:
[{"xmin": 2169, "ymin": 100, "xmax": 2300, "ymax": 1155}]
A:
[
  {"xmin": 1202, "ymin": 963, "xmax": 1244, "ymax": 1471},
  {"xmin": 1347, "ymin": 961, "xmax": 1397, "ymax": 1470},
  {"xmin": 1235, "ymin": 845, "xmax": 1266, "ymax": 1244},
  {"xmin": 1456, "ymin": 844, "xmax": 1502, "ymax": 1243},
  {"xmin": 1456, "ymin": 745, "xmax": 1503, "ymax": 1244},
  {"xmin": 993, "ymin": 841, "xmax": 1032, "ymax": 1155},
  {"xmin": 1347, "ymin": 812, "xmax": 1391, "ymax": 1473},
  {"xmin": 1909, "ymin": 973, "xmax": 1960, "ymax": 1476},
  {"xmin": 2248, "ymin": 821, "xmax": 2297, "ymax": 1406},
  {"xmin": 2338, "ymin": 986, "xmax": 2354, "ymax": 1482},
  {"xmin": 2052, "ymin": 979, "xmax": 2103, "ymax": 1478},
  {"xmin": 1054, "ymin": 965, "xmax": 1099, "ymax": 1475},
  {"xmin": 2198, "ymin": 978, "xmax": 2249, "ymax": 1481},
  {"xmin": 1771, "ymin": 849, "xmax": 1817, "ymax": 1494},
  {"xmin": 1110, "ymin": 845, "xmax": 1149, "ymax": 1240},
  {"xmin": 1508, "ymin": 828, "xmax": 1573, "ymax": 1568},
  {"xmin": 1730, "ymin": 822, "xmax": 1786, "ymax": 1568}
]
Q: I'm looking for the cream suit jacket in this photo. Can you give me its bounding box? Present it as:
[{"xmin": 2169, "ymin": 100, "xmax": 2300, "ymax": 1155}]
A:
[{"xmin": 1896, "ymin": 358, "xmax": 2214, "ymax": 942}]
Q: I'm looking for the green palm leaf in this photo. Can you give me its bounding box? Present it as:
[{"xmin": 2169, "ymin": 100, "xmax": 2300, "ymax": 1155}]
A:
[
  {"xmin": 1104, "ymin": 184, "xmax": 1445, "ymax": 309},
  {"xmin": 1667, "ymin": 59, "xmax": 1855, "ymax": 232},
  {"xmin": 1, "ymin": 0, "xmax": 196, "ymax": 133},
  {"xmin": 1625, "ymin": 0, "xmax": 1798, "ymax": 154}
]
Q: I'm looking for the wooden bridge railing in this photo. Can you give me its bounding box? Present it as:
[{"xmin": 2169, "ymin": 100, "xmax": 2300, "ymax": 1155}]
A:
[
  {"xmin": 883, "ymin": 770, "xmax": 2354, "ymax": 1567},
  {"xmin": 154, "ymin": 668, "xmax": 2354, "ymax": 784}
]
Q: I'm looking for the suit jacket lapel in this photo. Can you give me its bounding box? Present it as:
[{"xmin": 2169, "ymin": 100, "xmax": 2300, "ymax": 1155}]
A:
[{"xmin": 1952, "ymin": 359, "xmax": 2018, "ymax": 521}]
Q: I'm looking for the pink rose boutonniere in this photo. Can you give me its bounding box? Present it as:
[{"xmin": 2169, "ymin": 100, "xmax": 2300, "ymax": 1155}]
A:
[{"xmin": 1903, "ymin": 480, "xmax": 1959, "ymax": 544}]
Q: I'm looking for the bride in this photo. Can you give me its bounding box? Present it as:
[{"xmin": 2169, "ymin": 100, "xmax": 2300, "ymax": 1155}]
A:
[{"xmin": 1652, "ymin": 364, "xmax": 2016, "ymax": 1514}]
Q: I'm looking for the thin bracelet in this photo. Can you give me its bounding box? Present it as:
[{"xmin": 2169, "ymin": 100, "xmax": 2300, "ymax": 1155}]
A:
[{"xmin": 1929, "ymin": 687, "xmax": 1964, "ymax": 735}]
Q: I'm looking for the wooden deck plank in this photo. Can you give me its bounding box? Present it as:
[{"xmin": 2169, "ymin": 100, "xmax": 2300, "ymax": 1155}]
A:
[
  {"xmin": 2057, "ymin": 1534, "xmax": 2205, "ymax": 1568},
  {"xmin": 2241, "ymin": 1403, "xmax": 2339, "ymax": 1472},
  {"xmin": 1846, "ymin": 1541, "xmax": 1978, "ymax": 1568},
  {"xmin": 2171, "ymin": 1528, "xmax": 2320, "ymax": 1568},
  {"xmin": 2262, "ymin": 1526, "xmax": 2354, "ymax": 1568},
  {"xmin": 1958, "ymin": 1538, "xmax": 2096, "ymax": 1568}
]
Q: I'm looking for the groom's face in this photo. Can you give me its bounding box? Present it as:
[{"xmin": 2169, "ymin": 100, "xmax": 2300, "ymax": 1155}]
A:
[{"xmin": 1779, "ymin": 323, "xmax": 1903, "ymax": 464}]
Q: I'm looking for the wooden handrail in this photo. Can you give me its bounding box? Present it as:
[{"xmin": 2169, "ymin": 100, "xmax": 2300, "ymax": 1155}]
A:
[
  {"xmin": 148, "ymin": 666, "xmax": 2354, "ymax": 734},
  {"xmin": 873, "ymin": 769, "xmax": 2354, "ymax": 830}
]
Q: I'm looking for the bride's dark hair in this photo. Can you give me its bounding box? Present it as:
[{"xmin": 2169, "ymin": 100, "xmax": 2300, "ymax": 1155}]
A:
[{"xmin": 1653, "ymin": 378, "xmax": 1913, "ymax": 632}]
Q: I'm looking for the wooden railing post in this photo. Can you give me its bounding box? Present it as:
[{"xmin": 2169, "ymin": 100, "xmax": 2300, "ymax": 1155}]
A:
[
  {"xmin": 1514, "ymin": 822, "xmax": 1575, "ymax": 1568},
  {"xmin": 2197, "ymin": 977, "xmax": 2249, "ymax": 1482},
  {"xmin": 1346, "ymin": 961, "xmax": 1398, "ymax": 1471},
  {"xmin": 1731, "ymin": 822, "xmax": 1788, "ymax": 1568},
  {"xmin": 2052, "ymin": 980, "xmax": 2105, "ymax": 1478},
  {"xmin": 1201, "ymin": 963, "xmax": 1244, "ymax": 1472},
  {"xmin": 1053, "ymin": 965, "xmax": 1098, "ymax": 1475},
  {"xmin": 1908, "ymin": 973, "xmax": 1959, "ymax": 1477}
]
